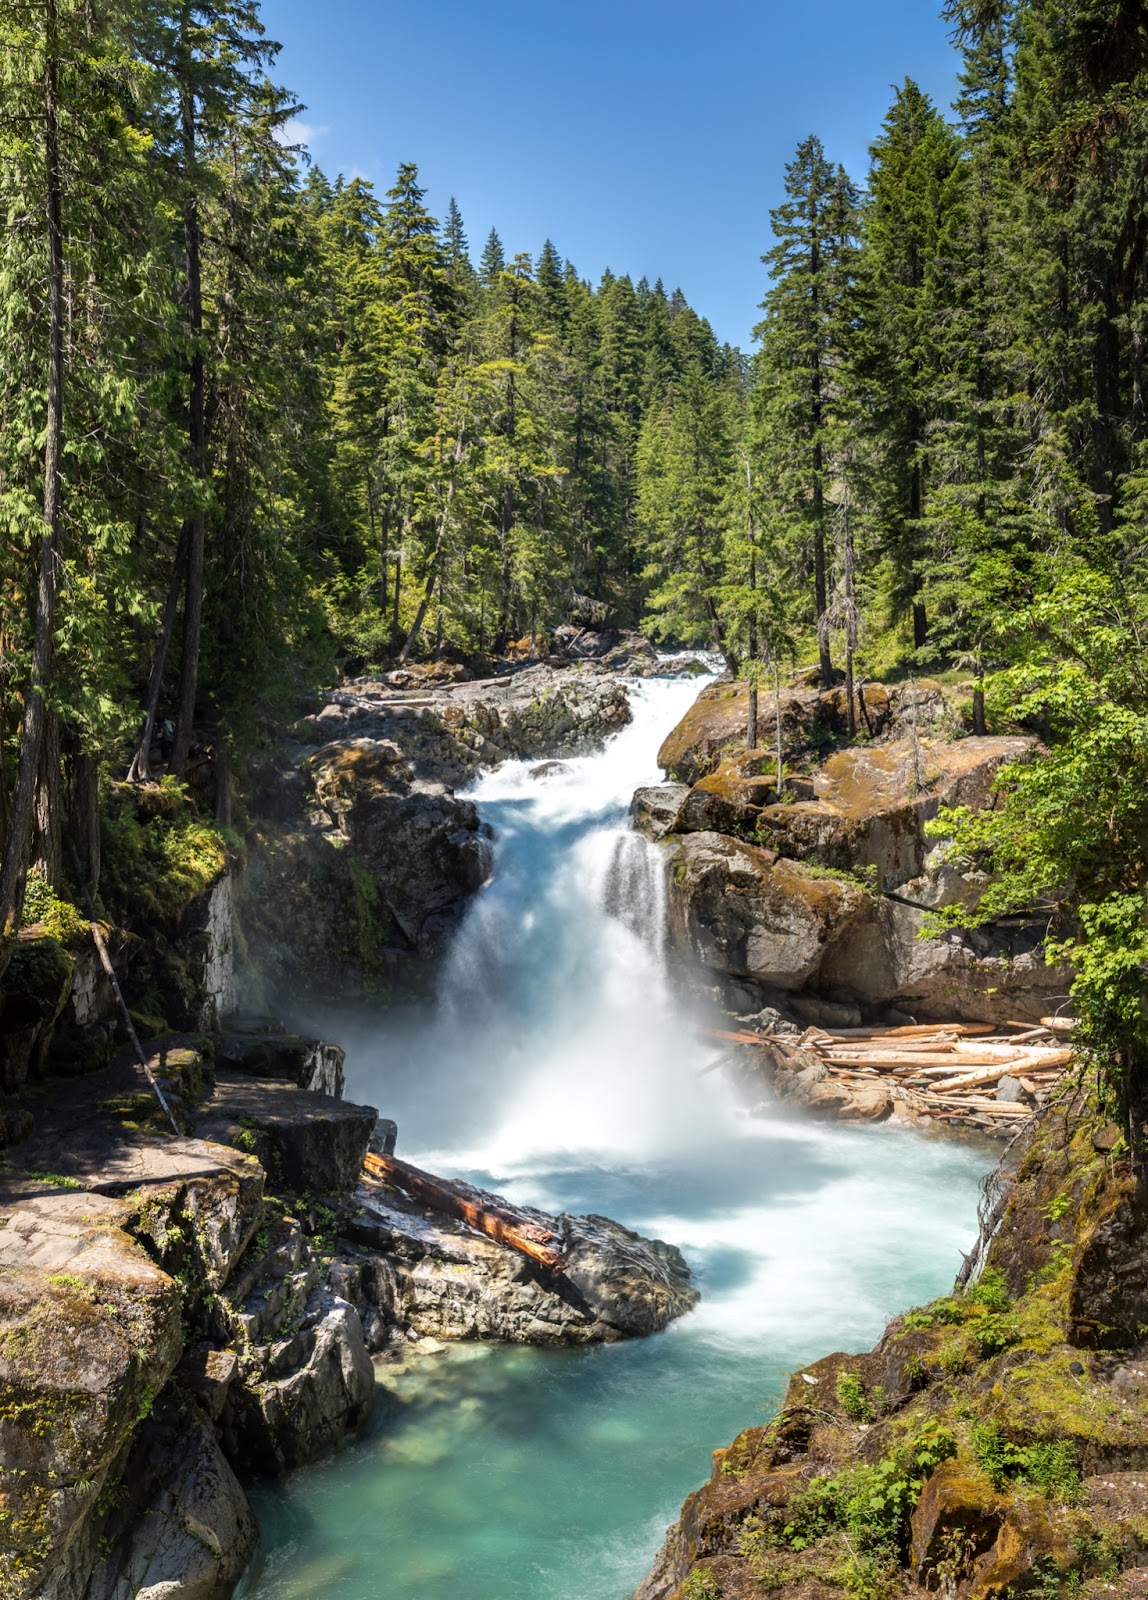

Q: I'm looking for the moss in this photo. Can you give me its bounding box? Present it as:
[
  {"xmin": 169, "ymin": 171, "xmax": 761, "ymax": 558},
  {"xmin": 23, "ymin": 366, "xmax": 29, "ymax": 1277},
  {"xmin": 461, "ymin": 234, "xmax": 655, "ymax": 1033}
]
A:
[
  {"xmin": 99, "ymin": 778, "xmax": 229, "ymax": 927},
  {"xmin": 20, "ymin": 871, "xmax": 89, "ymax": 945},
  {"xmin": 4, "ymin": 936, "xmax": 74, "ymax": 1018}
]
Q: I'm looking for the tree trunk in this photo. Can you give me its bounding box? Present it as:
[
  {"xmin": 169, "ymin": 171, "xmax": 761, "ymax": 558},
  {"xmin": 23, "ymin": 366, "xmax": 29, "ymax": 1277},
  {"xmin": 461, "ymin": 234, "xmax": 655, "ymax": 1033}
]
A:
[
  {"xmin": 172, "ymin": 66, "xmax": 206, "ymax": 778},
  {"xmin": 33, "ymin": 706, "xmax": 63, "ymax": 888},
  {"xmin": 747, "ymin": 686, "xmax": 759, "ymax": 751},
  {"xmin": 127, "ymin": 522, "xmax": 190, "ymax": 781},
  {"xmin": 400, "ymin": 430, "xmax": 464, "ymax": 663},
  {"xmin": 773, "ymin": 657, "xmax": 784, "ymax": 798},
  {"xmin": 972, "ymin": 685, "xmax": 986, "ymax": 737},
  {"xmin": 0, "ymin": 0, "xmax": 65, "ymax": 943}
]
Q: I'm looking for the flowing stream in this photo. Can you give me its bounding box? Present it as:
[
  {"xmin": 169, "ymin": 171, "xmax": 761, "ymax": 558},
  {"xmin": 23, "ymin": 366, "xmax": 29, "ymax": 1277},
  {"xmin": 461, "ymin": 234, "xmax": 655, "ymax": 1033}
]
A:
[{"xmin": 238, "ymin": 675, "xmax": 990, "ymax": 1600}]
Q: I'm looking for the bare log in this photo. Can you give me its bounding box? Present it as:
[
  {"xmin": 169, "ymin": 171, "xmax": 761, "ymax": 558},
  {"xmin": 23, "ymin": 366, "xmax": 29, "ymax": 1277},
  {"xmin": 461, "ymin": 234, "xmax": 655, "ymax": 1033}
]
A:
[{"xmin": 362, "ymin": 1150, "xmax": 566, "ymax": 1273}]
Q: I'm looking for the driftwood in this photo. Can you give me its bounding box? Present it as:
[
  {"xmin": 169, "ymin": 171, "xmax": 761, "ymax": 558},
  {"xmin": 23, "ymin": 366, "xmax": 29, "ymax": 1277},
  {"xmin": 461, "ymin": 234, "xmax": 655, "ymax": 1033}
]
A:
[
  {"xmin": 697, "ymin": 1017, "xmax": 1076, "ymax": 1130},
  {"xmin": 362, "ymin": 1150, "xmax": 567, "ymax": 1273}
]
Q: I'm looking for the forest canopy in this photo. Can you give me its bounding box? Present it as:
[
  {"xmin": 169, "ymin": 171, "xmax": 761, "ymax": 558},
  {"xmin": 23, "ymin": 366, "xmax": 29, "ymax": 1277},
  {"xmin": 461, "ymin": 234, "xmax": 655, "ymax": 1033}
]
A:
[{"xmin": 3, "ymin": 0, "xmax": 1148, "ymax": 1096}]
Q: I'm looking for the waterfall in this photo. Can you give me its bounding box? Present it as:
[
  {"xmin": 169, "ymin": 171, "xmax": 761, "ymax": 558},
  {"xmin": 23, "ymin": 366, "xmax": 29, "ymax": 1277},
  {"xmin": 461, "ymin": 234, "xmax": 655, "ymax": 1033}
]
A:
[
  {"xmin": 600, "ymin": 830, "xmax": 666, "ymax": 952},
  {"xmin": 346, "ymin": 673, "xmax": 729, "ymax": 1168}
]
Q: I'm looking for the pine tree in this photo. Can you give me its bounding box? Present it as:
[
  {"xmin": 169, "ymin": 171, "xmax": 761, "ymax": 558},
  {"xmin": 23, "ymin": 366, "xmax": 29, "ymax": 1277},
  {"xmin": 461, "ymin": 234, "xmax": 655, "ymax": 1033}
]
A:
[{"xmin": 754, "ymin": 135, "xmax": 860, "ymax": 684}]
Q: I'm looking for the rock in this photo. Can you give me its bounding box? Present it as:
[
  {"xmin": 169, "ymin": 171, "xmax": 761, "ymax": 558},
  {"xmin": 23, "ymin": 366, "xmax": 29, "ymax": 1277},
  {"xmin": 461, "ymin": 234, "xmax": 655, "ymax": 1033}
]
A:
[
  {"xmin": 239, "ymin": 664, "xmax": 631, "ymax": 1006},
  {"xmin": 0, "ymin": 1186, "xmax": 186, "ymax": 1598},
  {"xmin": 529, "ymin": 760, "xmax": 569, "ymax": 780},
  {"xmin": 788, "ymin": 993, "xmax": 862, "ymax": 1029},
  {"xmin": 677, "ymin": 758, "xmax": 778, "ymax": 835},
  {"xmin": 630, "ymin": 784, "xmax": 689, "ymax": 841},
  {"xmin": 196, "ymin": 1071, "xmax": 376, "ymax": 1194},
  {"xmin": 559, "ymin": 1213, "xmax": 698, "ymax": 1337},
  {"xmin": 664, "ymin": 833, "xmax": 869, "ymax": 991},
  {"xmin": 216, "ymin": 1029, "xmax": 346, "ymax": 1097},
  {"xmin": 84, "ymin": 1411, "xmax": 256, "ymax": 1600},
  {"xmin": 997, "ymin": 1074, "xmax": 1030, "ymax": 1104},
  {"xmin": 223, "ymin": 1294, "xmax": 375, "ymax": 1474},
  {"xmin": 910, "ymin": 1458, "xmax": 1002, "ymax": 1581},
  {"xmin": 658, "ymin": 683, "xmax": 819, "ymax": 784},
  {"xmin": 342, "ymin": 1175, "xmax": 698, "ymax": 1345},
  {"xmin": 752, "ymin": 735, "xmax": 1034, "ymax": 893},
  {"xmin": 970, "ymin": 1495, "xmax": 1074, "ymax": 1598}
]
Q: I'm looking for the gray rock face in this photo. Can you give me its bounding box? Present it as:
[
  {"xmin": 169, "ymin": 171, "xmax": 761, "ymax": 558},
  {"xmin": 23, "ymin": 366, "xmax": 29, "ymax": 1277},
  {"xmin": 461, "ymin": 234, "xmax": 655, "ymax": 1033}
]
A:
[
  {"xmin": 84, "ymin": 1413, "xmax": 256, "ymax": 1600},
  {"xmin": 223, "ymin": 1293, "xmax": 375, "ymax": 1474},
  {"xmin": 342, "ymin": 1175, "xmax": 698, "ymax": 1346},
  {"xmin": 630, "ymin": 783, "xmax": 689, "ymax": 841},
  {"xmin": 665, "ymin": 832, "xmax": 869, "ymax": 992}
]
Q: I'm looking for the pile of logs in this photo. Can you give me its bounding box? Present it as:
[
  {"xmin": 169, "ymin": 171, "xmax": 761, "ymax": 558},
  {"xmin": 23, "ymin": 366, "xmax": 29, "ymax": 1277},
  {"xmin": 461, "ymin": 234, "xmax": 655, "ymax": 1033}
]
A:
[{"xmin": 705, "ymin": 1018, "xmax": 1076, "ymax": 1133}]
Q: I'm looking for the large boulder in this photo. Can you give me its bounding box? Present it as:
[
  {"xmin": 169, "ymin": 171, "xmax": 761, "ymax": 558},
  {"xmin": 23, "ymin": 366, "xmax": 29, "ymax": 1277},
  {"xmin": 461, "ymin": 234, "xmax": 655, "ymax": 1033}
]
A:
[
  {"xmin": 196, "ymin": 1071, "xmax": 376, "ymax": 1194},
  {"xmin": 665, "ymin": 833, "xmax": 869, "ymax": 991},
  {"xmin": 630, "ymin": 783, "xmax": 689, "ymax": 841},
  {"xmin": 83, "ymin": 1410, "xmax": 257, "ymax": 1600},
  {"xmin": 341, "ymin": 1175, "xmax": 698, "ymax": 1346}
]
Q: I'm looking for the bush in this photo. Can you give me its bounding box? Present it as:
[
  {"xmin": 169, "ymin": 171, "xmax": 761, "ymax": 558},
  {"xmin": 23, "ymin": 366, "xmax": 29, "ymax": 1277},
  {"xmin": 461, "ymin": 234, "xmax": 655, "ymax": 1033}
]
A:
[{"xmin": 100, "ymin": 779, "xmax": 228, "ymax": 925}]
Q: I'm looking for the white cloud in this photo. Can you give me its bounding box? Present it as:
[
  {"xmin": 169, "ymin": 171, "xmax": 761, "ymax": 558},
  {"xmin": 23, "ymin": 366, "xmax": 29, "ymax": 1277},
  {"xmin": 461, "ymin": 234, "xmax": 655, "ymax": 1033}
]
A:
[{"xmin": 275, "ymin": 117, "xmax": 329, "ymax": 150}]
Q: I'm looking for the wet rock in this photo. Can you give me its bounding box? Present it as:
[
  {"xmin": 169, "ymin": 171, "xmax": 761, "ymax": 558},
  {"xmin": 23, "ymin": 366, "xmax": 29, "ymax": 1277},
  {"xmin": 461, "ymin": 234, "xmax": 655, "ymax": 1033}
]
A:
[
  {"xmin": 630, "ymin": 783, "xmax": 689, "ymax": 841},
  {"xmin": 529, "ymin": 759, "xmax": 569, "ymax": 780},
  {"xmin": 560, "ymin": 1213, "xmax": 698, "ymax": 1337},
  {"xmin": 196, "ymin": 1071, "xmax": 376, "ymax": 1194}
]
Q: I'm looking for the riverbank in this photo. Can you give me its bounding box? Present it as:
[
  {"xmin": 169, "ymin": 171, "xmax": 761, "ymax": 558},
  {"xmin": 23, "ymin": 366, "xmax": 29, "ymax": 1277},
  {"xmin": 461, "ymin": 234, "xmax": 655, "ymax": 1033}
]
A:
[{"xmin": 632, "ymin": 1091, "xmax": 1148, "ymax": 1599}]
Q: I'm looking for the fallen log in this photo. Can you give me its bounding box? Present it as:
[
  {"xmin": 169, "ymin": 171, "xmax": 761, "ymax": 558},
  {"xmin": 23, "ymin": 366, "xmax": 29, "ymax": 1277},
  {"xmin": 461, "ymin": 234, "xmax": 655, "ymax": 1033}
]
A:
[
  {"xmin": 931, "ymin": 1049, "xmax": 1074, "ymax": 1094},
  {"xmin": 362, "ymin": 1150, "xmax": 567, "ymax": 1273}
]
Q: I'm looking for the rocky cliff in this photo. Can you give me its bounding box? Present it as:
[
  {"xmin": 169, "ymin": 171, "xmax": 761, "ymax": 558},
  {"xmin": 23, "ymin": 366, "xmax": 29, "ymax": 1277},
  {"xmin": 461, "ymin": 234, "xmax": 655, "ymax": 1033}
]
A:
[
  {"xmin": 0, "ymin": 1022, "xmax": 699, "ymax": 1600},
  {"xmin": 237, "ymin": 661, "xmax": 632, "ymax": 1008},
  {"xmin": 636, "ymin": 678, "xmax": 1069, "ymax": 1028}
]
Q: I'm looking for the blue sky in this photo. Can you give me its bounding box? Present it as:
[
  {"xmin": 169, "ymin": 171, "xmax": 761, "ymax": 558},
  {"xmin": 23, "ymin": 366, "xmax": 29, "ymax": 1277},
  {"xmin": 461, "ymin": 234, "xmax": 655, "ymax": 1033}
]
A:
[{"xmin": 263, "ymin": 0, "xmax": 961, "ymax": 350}]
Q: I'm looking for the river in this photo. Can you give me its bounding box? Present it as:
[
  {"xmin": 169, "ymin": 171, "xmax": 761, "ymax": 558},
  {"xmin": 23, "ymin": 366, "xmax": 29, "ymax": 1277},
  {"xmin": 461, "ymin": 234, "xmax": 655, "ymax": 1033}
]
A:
[{"xmin": 237, "ymin": 673, "xmax": 989, "ymax": 1600}]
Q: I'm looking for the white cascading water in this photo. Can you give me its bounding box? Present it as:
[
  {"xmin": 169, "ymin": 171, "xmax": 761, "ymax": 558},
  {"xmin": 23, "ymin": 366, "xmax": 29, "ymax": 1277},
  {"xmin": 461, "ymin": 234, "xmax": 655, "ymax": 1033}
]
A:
[
  {"xmin": 353, "ymin": 673, "xmax": 734, "ymax": 1173},
  {"xmin": 242, "ymin": 673, "xmax": 991, "ymax": 1600}
]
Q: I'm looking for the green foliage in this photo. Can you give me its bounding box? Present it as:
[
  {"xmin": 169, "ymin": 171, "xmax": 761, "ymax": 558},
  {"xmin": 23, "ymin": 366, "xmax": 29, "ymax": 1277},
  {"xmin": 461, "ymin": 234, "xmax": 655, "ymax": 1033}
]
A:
[
  {"xmin": 99, "ymin": 781, "xmax": 228, "ymax": 925},
  {"xmin": 20, "ymin": 872, "xmax": 88, "ymax": 943},
  {"xmin": 679, "ymin": 1570, "xmax": 720, "ymax": 1600},
  {"xmin": 836, "ymin": 1370, "xmax": 875, "ymax": 1423},
  {"xmin": 970, "ymin": 1423, "xmax": 1081, "ymax": 1502}
]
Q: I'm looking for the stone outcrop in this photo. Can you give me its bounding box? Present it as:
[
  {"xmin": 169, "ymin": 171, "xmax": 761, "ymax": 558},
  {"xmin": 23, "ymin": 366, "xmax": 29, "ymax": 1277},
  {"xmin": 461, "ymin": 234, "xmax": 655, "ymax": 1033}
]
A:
[
  {"xmin": 655, "ymin": 676, "xmax": 1070, "ymax": 1024},
  {"xmin": 0, "ymin": 1013, "xmax": 701, "ymax": 1599},
  {"xmin": 631, "ymin": 1102, "xmax": 1148, "ymax": 1600},
  {"xmin": 342, "ymin": 1174, "xmax": 699, "ymax": 1346},
  {"xmin": 666, "ymin": 833, "xmax": 869, "ymax": 992},
  {"xmin": 657, "ymin": 676, "xmax": 962, "ymax": 786},
  {"xmin": 238, "ymin": 662, "xmax": 632, "ymax": 1006}
]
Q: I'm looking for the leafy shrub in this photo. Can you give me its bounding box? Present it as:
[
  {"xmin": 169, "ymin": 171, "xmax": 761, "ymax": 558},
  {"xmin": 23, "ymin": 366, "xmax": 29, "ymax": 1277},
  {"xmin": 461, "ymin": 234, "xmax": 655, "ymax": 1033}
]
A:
[
  {"xmin": 971, "ymin": 1423, "xmax": 1081, "ymax": 1502},
  {"xmin": 21, "ymin": 870, "xmax": 88, "ymax": 942},
  {"xmin": 836, "ymin": 1370, "xmax": 875, "ymax": 1423}
]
